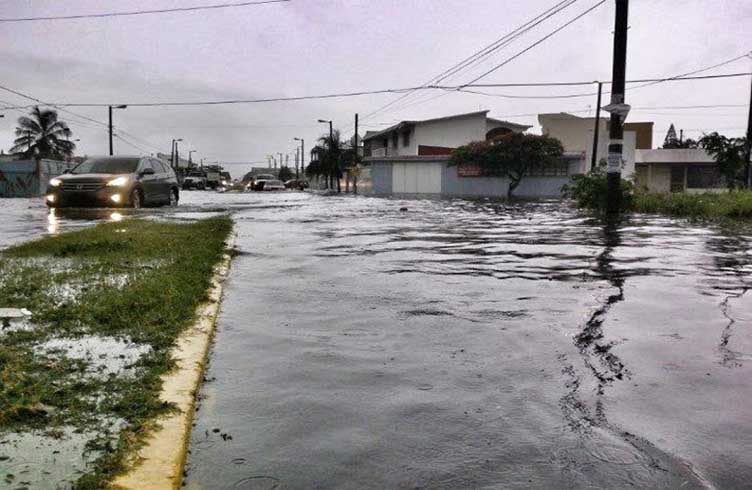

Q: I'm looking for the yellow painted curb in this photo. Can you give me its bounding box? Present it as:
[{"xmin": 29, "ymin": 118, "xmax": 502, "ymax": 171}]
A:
[{"xmin": 111, "ymin": 234, "xmax": 235, "ymax": 490}]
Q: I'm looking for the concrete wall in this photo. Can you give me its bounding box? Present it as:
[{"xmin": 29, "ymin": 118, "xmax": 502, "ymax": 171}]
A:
[
  {"xmin": 368, "ymin": 159, "xmax": 569, "ymax": 198},
  {"xmin": 442, "ymin": 163, "xmax": 569, "ymax": 198},
  {"xmin": 370, "ymin": 161, "xmax": 393, "ymax": 194},
  {"xmin": 0, "ymin": 159, "xmax": 70, "ymax": 197},
  {"xmin": 540, "ymin": 114, "xmax": 637, "ymax": 178},
  {"xmin": 412, "ymin": 113, "xmax": 486, "ymax": 155}
]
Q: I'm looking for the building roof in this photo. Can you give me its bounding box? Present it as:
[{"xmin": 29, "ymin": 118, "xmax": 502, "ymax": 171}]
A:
[
  {"xmin": 362, "ymin": 110, "xmax": 529, "ymax": 141},
  {"xmin": 635, "ymin": 148, "xmax": 715, "ymax": 164}
]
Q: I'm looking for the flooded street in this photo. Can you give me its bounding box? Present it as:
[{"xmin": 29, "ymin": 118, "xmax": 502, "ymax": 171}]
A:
[
  {"xmin": 183, "ymin": 193, "xmax": 751, "ymax": 489},
  {"xmin": 2, "ymin": 192, "xmax": 751, "ymax": 488}
]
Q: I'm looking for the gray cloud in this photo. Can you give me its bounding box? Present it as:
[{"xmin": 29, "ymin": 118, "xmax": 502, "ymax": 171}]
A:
[{"xmin": 1, "ymin": 0, "xmax": 750, "ymax": 178}]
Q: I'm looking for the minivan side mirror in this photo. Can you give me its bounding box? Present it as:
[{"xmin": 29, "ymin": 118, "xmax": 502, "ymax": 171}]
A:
[{"xmin": 139, "ymin": 167, "xmax": 155, "ymax": 176}]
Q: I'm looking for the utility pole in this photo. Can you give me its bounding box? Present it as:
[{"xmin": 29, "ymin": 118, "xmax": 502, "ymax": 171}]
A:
[
  {"xmin": 354, "ymin": 113, "xmax": 359, "ymax": 194},
  {"xmin": 295, "ymin": 146, "xmax": 300, "ymax": 179},
  {"xmin": 278, "ymin": 152, "xmax": 283, "ymax": 171},
  {"xmin": 591, "ymin": 82, "xmax": 603, "ymax": 171},
  {"xmin": 605, "ymin": 0, "xmax": 629, "ymax": 215},
  {"xmin": 745, "ymin": 74, "xmax": 752, "ymax": 188},
  {"xmin": 108, "ymin": 105, "xmax": 127, "ymax": 156},
  {"xmin": 108, "ymin": 106, "xmax": 113, "ymax": 156}
]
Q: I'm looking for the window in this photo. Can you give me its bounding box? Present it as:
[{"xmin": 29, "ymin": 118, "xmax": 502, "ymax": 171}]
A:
[
  {"xmin": 402, "ymin": 130, "xmax": 411, "ymax": 147},
  {"xmin": 392, "ymin": 132, "xmax": 399, "ymax": 148},
  {"xmin": 525, "ymin": 160, "xmax": 569, "ymax": 177},
  {"xmin": 71, "ymin": 157, "xmax": 140, "ymax": 174},
  {"xmin": 687, "ymin": 165, "xmax": 722, "ymax": 189},
  {"xmin": 151, "ymin": 159, "xmax": 166, "ymax": 173},
  {"xmin": 140, "ymin": 160, "xmax": 154, "ymax": 173}
]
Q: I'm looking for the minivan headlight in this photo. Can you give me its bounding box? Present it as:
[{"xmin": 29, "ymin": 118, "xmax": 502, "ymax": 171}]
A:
[
  {"xmin": 49, "ymin": 178, "xmax": 62, "ymax": 187},
  {"xmin": 107, "ymin": 176, "xmax": 129, "ymax": 187}
]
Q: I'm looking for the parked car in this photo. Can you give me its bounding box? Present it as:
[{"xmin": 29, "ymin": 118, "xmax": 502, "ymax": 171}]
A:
[
  {"xmin": 256, "ymin": 179, "xmax": 286, "ymax": 191},
  {"xmin": 284, "ymin": 179, "xmax": 309, "ymax": 190},
  {"xmin": 182, "ymin": 171, "xmax": 207, "ymax": 190},
  {"xmin": 46, "ymin": 156, "xmax": 179, "ymax": 208}
]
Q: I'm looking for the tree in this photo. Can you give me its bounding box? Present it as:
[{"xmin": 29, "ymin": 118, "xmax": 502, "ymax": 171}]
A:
[
  {"xmin": 663, "ymin": 124, "xmax": 679, "ymax": 148},
  {"xmin": 449, "ymin": 133, "xmax": 564, "ymax": 198},
  {"xmin": 662, "ymin": 123, "xmax": 699, "ymax": 149},
  {"xmin": 10, "ymin": 106, "xmax": 75, "ymax": 160},
  {"xmin": 309, "ymin": 130, "xmax": 344, "ymax": 191},
  {"xmin": 699, "ymin": 132, "xmax": 749, "ymax": 189},
  {"xmin": 278, "ymin": 165, "xmax": 294, "ymax": 182}
]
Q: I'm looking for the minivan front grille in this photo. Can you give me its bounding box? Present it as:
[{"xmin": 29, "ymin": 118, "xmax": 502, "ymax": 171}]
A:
[{"xmin": 61, "ymin": 181, "xmax": 104, "ymax": 191}]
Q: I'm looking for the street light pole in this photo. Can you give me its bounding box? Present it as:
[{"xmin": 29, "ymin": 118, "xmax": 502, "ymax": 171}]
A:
[
  {"xmin": 606, "ymin": 0, "xmax": 629, "ymax": 215},
  {"xmin": 108, "ymin": 105, "xmax": 127, "ymax": 156},
  {"xmin": 745, "ymin": 73, "xmax": 752, "ymax": 188},
  {"xmin": 294, "ymin": 137, "xmax": 305, "ymax": 183}
]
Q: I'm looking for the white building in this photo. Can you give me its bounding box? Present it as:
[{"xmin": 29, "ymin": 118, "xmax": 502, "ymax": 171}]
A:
[
  {"xmin": 537, "ymin": 113, "xmax": 654, "ymax": 178},
  {"xmin": 634, "ymin": 149, "xmax": 723, "ymax": 193},
  {"xmin": 363, "ymin": 110, "xmax": 530, "ymax": 158}
]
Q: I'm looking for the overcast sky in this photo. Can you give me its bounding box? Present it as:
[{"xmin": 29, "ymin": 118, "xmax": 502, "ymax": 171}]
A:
[{"xmin": 1, "ymin": 0, "xmax": 750, "ymax": 177}]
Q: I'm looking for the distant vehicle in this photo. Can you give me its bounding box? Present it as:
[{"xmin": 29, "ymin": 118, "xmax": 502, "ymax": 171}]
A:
[
  {"xmin": 219, "ymin": 171, "xmax": 232, "ymax": 188},
  {"xmin": 249, "ymin": 174, "xmax": 279, "ymax": 191},
  {"xmin": 284, "ymin": 179, "xmax": 309, "ymax": 190},
  {"xmin": 205, "ymin": 170, "xmax": 221, "ymax": 189},
  {"xmin": 182, "ymin": 172, "xmax": 207, "ymax": 190},
  {"xmin": 45, "ymin": 156, "xmax": 179, "ymax": 208},
  {"xmin": 257, "ymin": 179, "xmax": 286, "ymax": 191}
]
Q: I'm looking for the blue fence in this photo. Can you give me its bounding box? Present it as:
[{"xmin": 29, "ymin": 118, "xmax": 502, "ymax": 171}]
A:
[{"xmin": 0, "ymin": 160, "xmax": 71, "ymax": 198}]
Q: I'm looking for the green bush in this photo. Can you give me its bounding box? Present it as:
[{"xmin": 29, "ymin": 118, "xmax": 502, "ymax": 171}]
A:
[
  {"xmin": 565, "ymin": 171, "xmax": 752, "ymax": 220},
  {"xmin": 562, "ymin": 172, "xmax": 634, "ymax": 211}
]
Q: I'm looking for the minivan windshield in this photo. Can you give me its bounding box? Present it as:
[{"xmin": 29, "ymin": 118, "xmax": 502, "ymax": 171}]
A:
[{"xmin": 71, "ymin": 158, "xmax": 140, "ymax": 175}]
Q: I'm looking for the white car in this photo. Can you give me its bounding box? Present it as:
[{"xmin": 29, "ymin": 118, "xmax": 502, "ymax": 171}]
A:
[{"xmin": 259, "ymin": 179, "xmax": 286, "ymax": 191}]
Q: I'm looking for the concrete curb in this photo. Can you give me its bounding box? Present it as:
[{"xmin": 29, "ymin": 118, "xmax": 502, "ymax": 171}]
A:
[{"xmin": 111, "ymin": 234, "xmax": 235, "ymax": 490}]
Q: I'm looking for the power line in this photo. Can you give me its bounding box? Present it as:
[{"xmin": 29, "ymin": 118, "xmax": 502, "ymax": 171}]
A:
[
  {"xmin": 387, "ymin": 0, "xmax": 607, "ymax": 114},
  {"xmin": 0, "ymin": 84, "xmax": 165, "ymax": 153},
  {"xmin": 0, "ymin": 0, "xmax": 291, "ymax": 23},
  {"xmin": 459, "ymin": 1, "xmax": 607, "ymax": 88},
  {"xmin": 361, "ymin": 0, "xmax": 581, "ymax": 122},
  {"xmin": 5, "ymin": 72, "xmax": 747, "ymax": 109}
]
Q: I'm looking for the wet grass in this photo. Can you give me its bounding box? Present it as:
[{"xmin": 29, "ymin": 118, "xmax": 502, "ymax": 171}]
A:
[
  {"xmin": 0, "ymin": 216, "xmax": 232, "ymax": 488},
  {"xmin": 632, "ymin": 191, "xmax": 752, "ymax": 219}
]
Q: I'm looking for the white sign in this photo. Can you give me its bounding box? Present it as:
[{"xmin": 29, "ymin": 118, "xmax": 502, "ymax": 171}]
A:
[
  {"xmin": 607, "ymin": 153, "xmax": 622, "ymax": 173},
  {"xmin": 602, "ymin": 103, "xmax": 631, "ymax": 119}
]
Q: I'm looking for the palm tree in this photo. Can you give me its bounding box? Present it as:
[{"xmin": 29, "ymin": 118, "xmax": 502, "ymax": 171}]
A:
[
  {"xmin": 317, "ymin": 129, "xmax": 343, "ymax": 192},
  {"xmin": 10, "ymin": 106, "xmax": 76, "ymax": 160}
]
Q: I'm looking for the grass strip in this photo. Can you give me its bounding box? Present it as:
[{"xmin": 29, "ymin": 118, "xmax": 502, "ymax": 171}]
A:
[{"xmin": 0, "ymin": 215, "xmax": 232, "ymax": 489}]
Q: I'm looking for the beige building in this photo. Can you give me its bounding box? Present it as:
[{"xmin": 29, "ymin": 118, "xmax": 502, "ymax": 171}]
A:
[
  {"xmin": 634, "ymin": 149, "xmax": 723, "ymax": 193},
  {"xmin": 537, "ymin": 113, "xmax": 653, "ymax": 178}
]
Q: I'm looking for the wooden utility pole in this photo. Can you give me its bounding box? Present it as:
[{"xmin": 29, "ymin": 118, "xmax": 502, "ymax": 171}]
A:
[
  {"xmin": 745, "ymin": 74, "xmax": 752, "ymax": 188},
  {"xmin": 591, "ymin": 82, "xmax": 603, "ymax": 171},
  {"xmin": 354, "ymin": 113, "xmax": 359, "ymax": 194},
  {"xmin": 606, "ymin": 0, "xmax": 629, "ymax": 214},
  {"xmin": 108, "ymin": 106, "xmax": 113, "ymax": 156}
]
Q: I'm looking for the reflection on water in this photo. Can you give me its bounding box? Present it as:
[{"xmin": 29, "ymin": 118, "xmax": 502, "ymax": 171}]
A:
[{"xmin": 185, "ymin": 195, "xmax": 752, "ymax": 490}]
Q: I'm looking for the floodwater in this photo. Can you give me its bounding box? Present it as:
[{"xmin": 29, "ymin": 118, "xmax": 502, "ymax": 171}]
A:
[
  {"xmin": 1, "ymin": 192, "xmax": 751, "ymax": 489},
  {"xmin": 181, "ymin": 193, "xmax": 752, "ymax": 489}
]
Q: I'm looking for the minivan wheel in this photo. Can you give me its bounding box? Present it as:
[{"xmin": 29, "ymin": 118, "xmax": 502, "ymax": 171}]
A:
[
  {"xmin": 169, "ymin": 189, "xmax": 178, "ymax": 206},
  {"xmin": 130, "ymin": 189, "xmax": 143, "ymax": 209}
]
